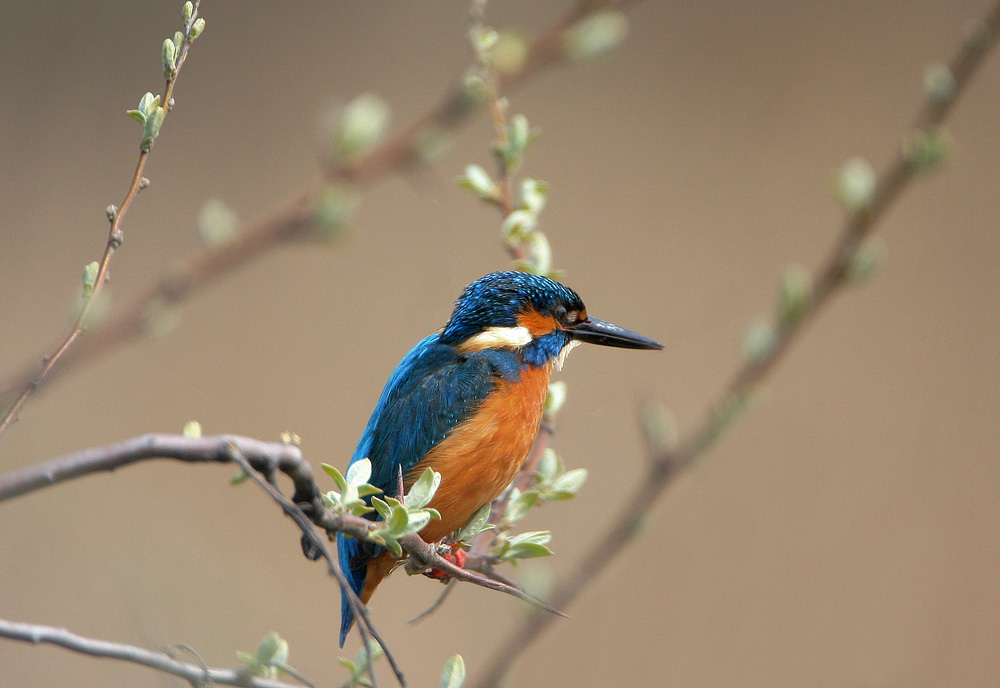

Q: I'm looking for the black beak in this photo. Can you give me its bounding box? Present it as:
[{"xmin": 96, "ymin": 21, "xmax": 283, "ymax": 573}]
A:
[{"xmin": 567, "ymin": 317, "xmax": 663, "ymax": 350}]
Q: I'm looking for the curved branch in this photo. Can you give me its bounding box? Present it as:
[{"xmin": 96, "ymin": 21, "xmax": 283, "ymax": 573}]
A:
[{"xmin": 0, "ymin": 618, "xmax": 303, "ymax": 688}]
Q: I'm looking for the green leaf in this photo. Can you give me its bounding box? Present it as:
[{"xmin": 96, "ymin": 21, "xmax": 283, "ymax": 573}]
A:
[
  {"xmin": 457, "ymin": 164, "xmax": 498, "ymax": 202},
  {"xmin": 440, "ymin": 654, "xmax": 466, "ymax": 688},
  {"xmin": 385, "ymin": 503, "xmax": 410, "ymax": 535},
  {"xmin": 345, "ymin": 458, "xmax": 372, "ymax": 487},
  {"xmin": 506, "ymin": 541, "xmax": 554, "ymax": 559},
  {"xmin": 507, "ymin": 530, "xmax": 551, "ymax": 547},
  {"xmin": 405, "ymin": 468, "xmax": 440, "ymax": 509},
  {"xmin": 137, "ymin": 92, "xmax": 156, "ymax": 115},
  {"xmin": 401, "ymin": 509, "xmax": 432, "ymax": 536},
  {"xmin": 126, "ymin": 109, "xmax": 146, "ymax": 124},
  {"xmin": 357, "ymin": 484, "xmax": 382, "ymax": 497},
  {"xmin": 455, "ymin": 502, "xmax": 495, "ymax": 542},
  {"xmin": 500, "ymin": 209, "xmax": 537, "ymax": 241},
  {"xmin": 371, "ymin": 496, "xmax": 391, "ymax": 520},
  {"xmin": 547, "ymin": 468, "xmax": 588, "ymax": 500},
  {"xmin": 321, "ymin": 463, "xmax": 349, "ymax": 492},
  {"xmin": 141, "ymin": 105, "xmax": 165, "ymax": 150},
  {"xmin": 503, "ymin": 488, "xmax": 540, "ymax": 523}
]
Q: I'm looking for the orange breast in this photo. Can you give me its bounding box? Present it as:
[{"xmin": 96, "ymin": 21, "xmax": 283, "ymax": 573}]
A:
[{"xmin": 407, "ymin": 363, "xmax": 551, "ymax": 543}]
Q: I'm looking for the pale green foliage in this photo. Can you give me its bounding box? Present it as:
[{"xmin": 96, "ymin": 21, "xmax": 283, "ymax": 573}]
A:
[
  {"xmin": 777, "ymin": 264, "xmax": 812, "ymax": 324},
  {"xmin": 741, "ymin": 318, "xmax": 777, "ymax": 363},
  {"xmin": 564, "ymin": 10, "xmax": 629, "ymax": 62},
  {"xmin": 457, "ymin": 164, "xmax": 499, "ymax": 203},
  {"xmin": 333, "ymin": 92, "xmax": 392, "ymax": 162},
  {"xmin": 81, "ymin": 261, "xmax": 99, "ymax": 299},
  {"xmin": 322, "ymin": 462, "xmax": 441, "ymax": 557},
  {"xmin": 923, "ymin": 62, "xmax": 956, "ymax": 102},
  {"xmin": 440, "ymin": 654, "xmax": 467, "ymax": 688},
  {"xmin": 181, "ymin": 420, "xmax": 202, "ymax": 438},
  {"xmin": 126, "ymin": 92, "xmax": 164, "ymax": 151},
  {"xmin": 197, "ymin": 199, "xmax": 239, "ymax": 247},
  {"xmin": 236, "ymin": 632, "xmax": 293, "ymax": 681},
  {"xmin": 834, "ymin": 157, "xmax": 876, "ymax": 211},
  {"xmin": 904, "ymin": 126, "xmax": 952, "ymax": 172},
  {"xmin": 338, "ymin": 639, "xmax": 384, "ymax": 688},
  {"xmin": 847, "ymin": 237, "xmax": 885, "ymax": 283}
]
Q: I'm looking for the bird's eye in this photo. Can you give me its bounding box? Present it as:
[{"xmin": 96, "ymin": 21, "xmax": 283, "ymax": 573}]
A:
[{"xmin": 553, "ymin": 305, "xmax": 567, "ymax": 322}]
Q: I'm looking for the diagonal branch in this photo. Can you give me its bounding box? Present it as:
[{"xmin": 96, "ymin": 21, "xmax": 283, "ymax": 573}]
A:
[
  {"xmin": 470, "ymin": 2, "xmax": 1000, "ymax": 686},
  {"xmin": 0, "ymin": 2, "xmax": 205, "ymax": 441}
]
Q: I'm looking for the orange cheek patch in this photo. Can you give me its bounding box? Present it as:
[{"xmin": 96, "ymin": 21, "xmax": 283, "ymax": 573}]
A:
[{"xmin": 517, "ymin": 308, "xmax": 558, "ymax": 338}]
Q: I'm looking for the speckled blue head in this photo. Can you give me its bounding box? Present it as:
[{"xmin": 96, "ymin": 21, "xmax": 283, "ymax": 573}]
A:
[{"xmin": 440, "ymin": 271, "xmax": 584, "ymax": 345}]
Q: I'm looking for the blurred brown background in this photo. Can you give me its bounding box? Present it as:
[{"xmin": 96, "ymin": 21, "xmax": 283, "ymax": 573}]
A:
[{"xmin": 2, "ymin": 1, "xmax": 1000, "ymax": 686}]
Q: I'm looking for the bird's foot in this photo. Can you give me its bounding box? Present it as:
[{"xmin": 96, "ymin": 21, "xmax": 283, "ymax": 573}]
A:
[{"xmin": 425, "ymin": 543, "xmax": 466, "ymax": 582}]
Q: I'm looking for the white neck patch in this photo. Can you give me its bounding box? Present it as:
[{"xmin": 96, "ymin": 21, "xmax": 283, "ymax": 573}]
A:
[{"xmin": 459, "ymin": 325, "xmax": 533, "ymax": 351}]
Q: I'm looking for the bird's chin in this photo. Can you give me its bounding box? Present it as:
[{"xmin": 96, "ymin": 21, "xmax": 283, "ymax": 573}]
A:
[{"xmin": 554, "ymin": 339, "xmax": 581, "ymax": 371}]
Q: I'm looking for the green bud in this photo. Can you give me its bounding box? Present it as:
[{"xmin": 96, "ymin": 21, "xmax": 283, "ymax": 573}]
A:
[
  {"xmin": 182, "ymin": 420, "xmax": 202, "ymax": 438},
  {"xmin": 923, "ymin": 62, "xmax": 956, "ymax": 103},
  {"xmin": 520, "ymin": 231, "xmax": 552, "ymax": 276},
  {"xmin": 777, "ymin": 265, "xmax": 812, "ymax": 324},
  {"xmin": 334, "ymin": 92, "xmax": 391, "ymax": 162},
  {"xmin": 190, "ymin": 17, "xmax": 205, "ymax": 40},
  {"xmin": 174, "ymin": 31, "xmax": 184, "ymax": 51},
  {"xmin": 141, "ymin": 105, "xmax": 165, "ymax": 150},
  {"xmin": 82, "ymin": 261, "xmax": 99, "ymax": 299},
  {"xmin": 500, "ymin": 209, "xmax": 536, "ymax": 241},
  {"xmin": 519, "ymin": 178, "xmax": 549, "ymax": 214},
  {"xmin": 143, "ymin": 296, "xmax": 182, "ymax": 337},
  {"xmin": 440, "ymin": 654, "xmax": 466, "ymax": 688},
  {"xmin": 846, "ymin": 237, "xmax": 885, "ymax": 283},
  {"xmin": 457, "ymin": 164, "xmax": 499, "ymax": 203},
  {"xmin": 197, "ymin": 198, "xmax": 239, "ymax": 247},
  {"xmin": 312, "ymin": 184, "xmax": 360, "ymax": 242},
  {"xmin": 492, "ymin": 30, "xmax": 529, "ymax": 74},
  {"xmin": 254, "ymin": 632, "xmax": 288, "ymax": 667},
  {"xmin": 181, "ymin": 1, "xmax": 193, "ymax": 22},
  {"xmin": 564, "ymin": 10, "xmax": 629, "ymax": 62},
  {"xmin": 460, "ymin": 71, "xmax": 490, "ymax": 106},
  {"xmin": 903, "ymin": 127, "xmax": 951, "ymax": 172},
  {"xmin": 162, "ymin": 38, "xmax": 177, "ymax": 78},
  {"xmin": 741, "ymin": 318, "xmax": 777, "ymax": 363},
  {"xmin": 833, "ymin": 157, "xmax": 876, "ymax": 211},
  {"xmin": 472, "ymin": 26, "xmax": 499, "ymax": 57}
]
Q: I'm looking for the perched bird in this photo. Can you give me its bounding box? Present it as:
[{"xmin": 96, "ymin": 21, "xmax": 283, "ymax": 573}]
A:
[{"xmin": 338, "ymin": 271, "xmax": 661, "ymax": 645}]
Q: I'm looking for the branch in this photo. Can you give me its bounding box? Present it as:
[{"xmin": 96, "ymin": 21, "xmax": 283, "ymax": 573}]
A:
[
  {"xmin": 0, "ymin": 618, "xmax": 303, "ymax": 688},
  {"xmin": 470, "ymin": 3, "xmax": 1000, "ymax": 686},
  {"xmin": 0, "ymin": 0, "xmax": 638, "ymax": 428},
  {"xmin": 0, "ymin": 2, "xmax": 205, "ymax": 441}
]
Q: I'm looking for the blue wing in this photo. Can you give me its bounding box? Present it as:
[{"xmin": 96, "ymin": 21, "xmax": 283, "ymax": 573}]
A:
[{"xmin": 338, "ymin": 333, "xmax": 520, "ymax": 645}]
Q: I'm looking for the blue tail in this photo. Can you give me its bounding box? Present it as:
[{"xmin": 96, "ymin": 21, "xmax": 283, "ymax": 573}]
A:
[{"xmin": 338, "ymin": 531, "xmax": 367, "ymax": 647}]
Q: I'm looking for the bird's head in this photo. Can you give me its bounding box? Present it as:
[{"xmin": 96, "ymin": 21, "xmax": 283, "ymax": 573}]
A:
[{"xmin": 439, "ymin": 271, "xmax": 662, "ymax": 368}]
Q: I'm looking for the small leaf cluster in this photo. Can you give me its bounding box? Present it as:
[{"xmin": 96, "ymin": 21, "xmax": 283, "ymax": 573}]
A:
[
  {"xmin": 236, "ymin": 632, "xmax": 292, "ymax": 681},
  {"xmin": 338, "ymin": 639, "xmax": 384, "ymax": 688},
  {"xmin": 127, "ymin": 93, "xmax": 165, "ymax": 152},
  {"xmin": 322, "ymin": 460, "xmax": 442, "ymax": 557},
  {"xmin": 487, "ymin": 449, "xmax": 587, "ymax": 563}
]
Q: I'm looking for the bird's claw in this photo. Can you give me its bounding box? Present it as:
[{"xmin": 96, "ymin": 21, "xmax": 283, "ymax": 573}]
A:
[{"xmin": 425, "ymin": 543, "xmax": 466, "ymax": 581}]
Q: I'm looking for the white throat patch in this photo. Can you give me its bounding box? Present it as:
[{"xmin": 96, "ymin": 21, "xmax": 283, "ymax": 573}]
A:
[{"xmin": 554, "ymin": 339, "xmax": 580, "ymax": 371}]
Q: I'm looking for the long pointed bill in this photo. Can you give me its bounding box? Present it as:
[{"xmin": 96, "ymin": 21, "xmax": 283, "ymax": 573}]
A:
[{"xmin": 567, "ymin": 317, "xmax": 663, "ymax": 350}]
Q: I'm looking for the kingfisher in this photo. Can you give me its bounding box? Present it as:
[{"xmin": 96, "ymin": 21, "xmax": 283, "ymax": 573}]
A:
[{"xmin": 337, "ymin": 270, "xmax": 661, "ymax": 645}]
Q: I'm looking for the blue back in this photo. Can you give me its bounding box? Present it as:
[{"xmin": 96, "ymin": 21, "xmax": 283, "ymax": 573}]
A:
[{"xmin": 338, "ymin": 332, "xmax": 521, "ymax": 645}]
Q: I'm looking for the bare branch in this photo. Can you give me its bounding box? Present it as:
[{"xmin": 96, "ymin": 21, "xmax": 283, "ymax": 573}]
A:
[{"xmin": 0, "ymin": 618, "xmax": 303, "ymax": 688}]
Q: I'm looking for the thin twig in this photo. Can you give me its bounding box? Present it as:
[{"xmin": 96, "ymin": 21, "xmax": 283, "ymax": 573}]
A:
[
  {"xmin": 0, "ymin": 4, "xmax": 204, "ymax": 441},
  {"xmin": 0, "ymin": 1, "xmax": 638, "ymax": 419},
  {"xmin": 0, "ymin": 618, "xmax": 302, "ymax": 688},
  {"xmin": 470, "ymin": 3, "xmax": 1000, "ymax": 686}
]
